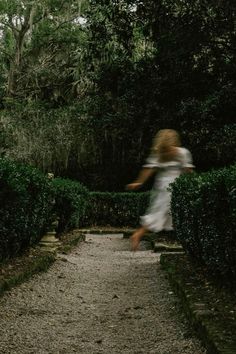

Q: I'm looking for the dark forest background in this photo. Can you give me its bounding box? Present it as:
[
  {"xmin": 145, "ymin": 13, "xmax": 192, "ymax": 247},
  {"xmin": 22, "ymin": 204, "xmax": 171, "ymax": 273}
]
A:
[{"xmin": 0, "ymin": 0, "xmax": 235, "ymax": 190}]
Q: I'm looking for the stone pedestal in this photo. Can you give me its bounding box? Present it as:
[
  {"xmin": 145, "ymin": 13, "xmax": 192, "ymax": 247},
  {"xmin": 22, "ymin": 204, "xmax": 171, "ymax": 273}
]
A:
[{"xmin": 39, "ymin": 231, "xmax": 61, "ymax": 252}]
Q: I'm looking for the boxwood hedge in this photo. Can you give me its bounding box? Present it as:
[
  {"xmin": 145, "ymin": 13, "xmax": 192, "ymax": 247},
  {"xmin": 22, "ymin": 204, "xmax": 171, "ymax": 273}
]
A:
[
  {"xmin": 171, "ymin": 164, "xmax": 236, "ymax": 286},
  {"xmin": 0, "ymin": 158, "xmax": 53, "ymax": 260},
  {"xmin": 52, "ymin": 177, "xmax": 89, "ymax": 233},
  {"xmin": 80, "ymin": 191, "xmax": 150, "ymax": 227}
]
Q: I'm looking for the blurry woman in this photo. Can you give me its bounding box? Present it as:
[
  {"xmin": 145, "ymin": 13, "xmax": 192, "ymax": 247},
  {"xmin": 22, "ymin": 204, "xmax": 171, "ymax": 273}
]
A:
[{"xmin": 126, "ymin": 129, "xmax": 194, "ymax": 251}]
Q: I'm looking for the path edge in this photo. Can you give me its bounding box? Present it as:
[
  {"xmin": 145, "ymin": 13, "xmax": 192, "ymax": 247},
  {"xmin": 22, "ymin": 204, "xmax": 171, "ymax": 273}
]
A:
[
  {"xmin": 0, "ymin": 232, "xmax": 85, "ymax": 298},
  {"xmin": 160, "ymin": 253, "xmax": 236, "ymax": 354}
]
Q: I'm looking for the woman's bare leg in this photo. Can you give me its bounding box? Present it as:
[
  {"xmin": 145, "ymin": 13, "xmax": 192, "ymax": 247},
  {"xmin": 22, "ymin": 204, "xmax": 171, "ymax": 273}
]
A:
[{"xmin": 130, "ymin": 226, "xmax": 147, "ymax": 251}]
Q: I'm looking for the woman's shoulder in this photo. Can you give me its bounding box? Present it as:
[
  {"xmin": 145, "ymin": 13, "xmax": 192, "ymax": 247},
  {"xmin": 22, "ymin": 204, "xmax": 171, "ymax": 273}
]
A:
[
  {"xmin": 176, "ymin": 147, "xmax": 194, "ymax": 167},
  {"xmin": 176, "ymin": 147, "xmax": 192, "ymax": 159},
  {"xmin": 177, "ymin": 147, "xmax": 191, "ymax": 155}
]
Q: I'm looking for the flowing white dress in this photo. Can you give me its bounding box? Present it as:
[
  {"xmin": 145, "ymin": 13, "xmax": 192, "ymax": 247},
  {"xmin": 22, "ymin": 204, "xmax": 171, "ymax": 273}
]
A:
[{"xmin": 141, "ymin": 147, "xmax": 194, "ymax": 232}]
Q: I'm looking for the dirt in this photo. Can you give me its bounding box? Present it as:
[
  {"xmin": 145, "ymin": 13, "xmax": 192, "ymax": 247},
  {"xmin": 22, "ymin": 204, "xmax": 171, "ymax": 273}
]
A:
[{"xmin": 0, "ymin": 234, "xmax": 206, "ymax": 354}]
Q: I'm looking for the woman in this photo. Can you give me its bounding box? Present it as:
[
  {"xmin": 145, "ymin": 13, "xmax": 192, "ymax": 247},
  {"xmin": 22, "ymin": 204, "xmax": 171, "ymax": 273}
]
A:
[{"xmin": 127, "ymin": 129, "xmax": 194, "ymax": 251}]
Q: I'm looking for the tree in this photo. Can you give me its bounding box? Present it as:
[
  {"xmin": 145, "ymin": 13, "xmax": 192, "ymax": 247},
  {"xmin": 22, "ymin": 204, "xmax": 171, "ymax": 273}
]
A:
[
  {"xmin": 0, "ymin": 1, "xmax": 235, "ymax": 190},
  {"xmin": 0, "ymin": 0, "xmax": 88, "ymax": 100}
]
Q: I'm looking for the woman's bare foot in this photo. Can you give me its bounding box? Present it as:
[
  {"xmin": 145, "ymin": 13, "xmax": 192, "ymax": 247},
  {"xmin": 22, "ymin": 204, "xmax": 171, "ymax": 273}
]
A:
[
  {"xmin": 130, "ymin": 227, "xmax": 147, "ymax": 251},
  {"xmin": 130, "ymin": 234, "xmax": 141, "ymax": 251}
]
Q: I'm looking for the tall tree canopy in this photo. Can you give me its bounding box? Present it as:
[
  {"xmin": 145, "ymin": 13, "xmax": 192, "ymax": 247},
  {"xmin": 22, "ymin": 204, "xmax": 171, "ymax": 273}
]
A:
[{"xmin": 0, "ymin": 0, "xmax": 235, "ymax": 190}]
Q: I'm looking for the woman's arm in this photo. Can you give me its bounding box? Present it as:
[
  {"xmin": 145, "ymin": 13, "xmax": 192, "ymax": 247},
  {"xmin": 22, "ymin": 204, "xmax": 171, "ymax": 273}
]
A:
[{"xmin": 126, "ymin": 167, "xmax": 157, "ymax": 190}]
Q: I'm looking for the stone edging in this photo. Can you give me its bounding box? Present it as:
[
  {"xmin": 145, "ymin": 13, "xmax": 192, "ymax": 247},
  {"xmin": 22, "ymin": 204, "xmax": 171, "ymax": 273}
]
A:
[
  {"xmin": 78, "ymin": 228, "xmax": 135, "ymax": 238},
  {"xmin": 160, "ymin": 253, "xmax": 236, "ymax": 354}
]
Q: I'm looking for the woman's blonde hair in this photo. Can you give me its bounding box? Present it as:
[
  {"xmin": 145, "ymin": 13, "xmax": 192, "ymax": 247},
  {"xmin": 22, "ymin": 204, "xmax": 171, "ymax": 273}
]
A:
[{"xmin": 152, "ymin": 129, "xmax": 181, "ymax": 162}]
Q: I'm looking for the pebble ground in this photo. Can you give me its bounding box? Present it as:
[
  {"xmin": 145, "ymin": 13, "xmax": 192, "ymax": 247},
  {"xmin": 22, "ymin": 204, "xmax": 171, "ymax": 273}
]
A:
[{"xmin": 0, "ymin": 234, "xmax": 206, "ymax": 354}]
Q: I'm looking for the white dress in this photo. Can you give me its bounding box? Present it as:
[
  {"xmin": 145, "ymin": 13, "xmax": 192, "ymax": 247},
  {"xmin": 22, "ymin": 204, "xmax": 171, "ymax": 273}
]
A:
[{"xmin": 141, "ymin": 147, "xmax": 194, "ymax": 232}]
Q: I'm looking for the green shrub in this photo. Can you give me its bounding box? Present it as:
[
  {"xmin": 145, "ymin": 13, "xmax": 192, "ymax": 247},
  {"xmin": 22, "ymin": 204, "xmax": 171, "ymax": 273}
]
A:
[
  {"xmin": 171, "ymin": 165, "xmax": 236, "ymax": 287},
  {"xmin": 52, "ymin": 178, "xmax": 89, "ymax": 233},
  {"xmin": 0, "ymin": 158, "xmax": 53, "ymax": 261},
  {"xmin": 80, "ymin": 192, "xmax": 150, "ymax": 227}
]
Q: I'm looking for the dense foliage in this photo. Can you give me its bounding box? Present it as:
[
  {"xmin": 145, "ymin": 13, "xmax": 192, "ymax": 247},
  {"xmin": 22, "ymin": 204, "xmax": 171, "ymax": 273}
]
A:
[
  {"xmin": 0, "ymin": 158, "xmax": 52, "ymax": 260},
  {"xmin": 171, "ymin": 165, "xmax": 236, "ymax": 287},
  {"xmin": 52, "ymin": 177, "xmax": 89, "ymax": 233},
  {"xmin": 80, "ymin": 191, "xmax": 149, "ymax": 227},
  {"xmin": 0, "ymin": 158, "xmax": 89, "ymax": 259},
  {"xmin": 0, "ymin": 1, "xmax": 235, "ymax": 190}
]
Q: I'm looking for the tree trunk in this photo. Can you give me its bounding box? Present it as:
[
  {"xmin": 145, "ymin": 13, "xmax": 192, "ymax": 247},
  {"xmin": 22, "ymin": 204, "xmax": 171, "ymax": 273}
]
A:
[{"xmin": 6, "ymin": 6, "xmax": 35, "ymax": 96}]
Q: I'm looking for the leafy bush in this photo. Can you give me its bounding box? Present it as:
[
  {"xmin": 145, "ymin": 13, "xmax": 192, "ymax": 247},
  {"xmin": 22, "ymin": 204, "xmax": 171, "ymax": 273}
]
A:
[
  {"xmin": 171, "ymin": 165, "xmax": 236, "ymax": 287},
  {"xmin": 52, "ymin": 178, "xmax": 89, "ymax": 233},
  {"xmin": 0, "ymin": 158, "xmax": 53, "ymax": 261},
  {"xmin": 80, "ymin": 192, "xmax": 150, "ymax": 227}
]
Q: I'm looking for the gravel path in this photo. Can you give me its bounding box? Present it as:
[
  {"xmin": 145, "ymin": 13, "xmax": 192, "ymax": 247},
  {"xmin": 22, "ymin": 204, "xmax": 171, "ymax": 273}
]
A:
[{"xmin": 0, "ymin": 234, "xmax": 206, "ymax": 354}]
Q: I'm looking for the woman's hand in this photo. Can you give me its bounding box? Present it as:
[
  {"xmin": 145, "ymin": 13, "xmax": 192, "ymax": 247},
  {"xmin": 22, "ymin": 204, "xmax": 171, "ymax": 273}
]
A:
[
  {"xmin": 126, "ymin": 167, "xmax": 155, "ymax": 191},
  {"xmin": 126, "ymin": 182, "xmax": 142, "ymax": 191}
]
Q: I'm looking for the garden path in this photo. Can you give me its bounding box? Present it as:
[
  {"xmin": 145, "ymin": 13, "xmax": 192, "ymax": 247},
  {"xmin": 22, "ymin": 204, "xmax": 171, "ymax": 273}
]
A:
[{"xmin": 0, "ymin": 234, "xmax": 206, "ymax": 354}]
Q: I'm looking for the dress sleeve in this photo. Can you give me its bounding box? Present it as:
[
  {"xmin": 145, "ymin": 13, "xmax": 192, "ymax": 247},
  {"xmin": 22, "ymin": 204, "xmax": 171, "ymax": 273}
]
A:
[
  {"xmin": 181, "ymin": 148, "xmax": 195, "ymax": 168},
  {"xmin": 142, "ymin": 154, "xmax": 160, "ymax": 168}
]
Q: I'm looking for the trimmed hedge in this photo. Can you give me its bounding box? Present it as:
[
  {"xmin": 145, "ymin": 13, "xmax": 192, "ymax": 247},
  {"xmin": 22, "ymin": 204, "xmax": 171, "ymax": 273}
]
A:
[
  {"xmin": 80, "ymin": 192, "xmax": 150, "ymax": 227},
  {"xmin": 171, "ymin": 165, "xmax": 236, "ymax": 286},
  {"xmin": 52, "ymin": 178, "xmax": 89, "ymax": 234},
  {"xmin": 0, "ymin": 158, "xmax": 52, "ymax": 261}
]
